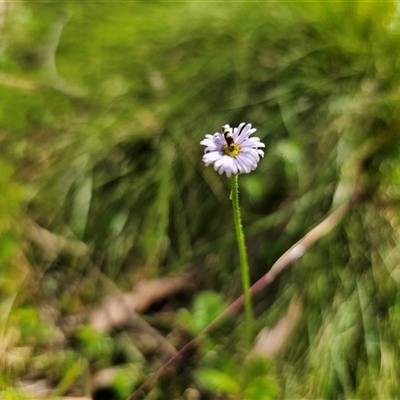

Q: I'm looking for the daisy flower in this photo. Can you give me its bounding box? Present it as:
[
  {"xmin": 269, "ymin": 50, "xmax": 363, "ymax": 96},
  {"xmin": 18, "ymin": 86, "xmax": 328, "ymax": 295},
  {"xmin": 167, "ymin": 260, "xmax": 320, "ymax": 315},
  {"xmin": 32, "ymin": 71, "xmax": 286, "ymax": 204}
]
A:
[{"xmin": 200, "ymin": 123, "xmax": 265, "ymax": 177}]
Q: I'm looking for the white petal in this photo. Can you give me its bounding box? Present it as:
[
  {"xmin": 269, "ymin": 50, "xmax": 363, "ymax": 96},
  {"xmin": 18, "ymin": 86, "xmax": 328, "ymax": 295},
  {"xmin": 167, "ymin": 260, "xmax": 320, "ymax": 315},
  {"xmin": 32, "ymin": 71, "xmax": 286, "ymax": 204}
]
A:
[
  {"xmin": 235, "ymin": 156, "xmax": 251, "ymax": 174},
  {"xmin": 224, "ymin": 158, "xmax": 236, "ymax": 177},
  {"xmin": 233, "ymin": 123, "xmax": 246, "ymax": 140},
  {"xmin": 240, "ymin": 138, "xmax": 262, "ymax": 148},
  {"xmin": 213, "ymin": 157, "xmax": 223, "ymax": 168},
  {"xmin": 240, "ymin": 149, "xmax": 260, "ymax": 163},
  {"xmin": 203, "ymin": 151, "xmax": 223, "ymax": 165},
  {"xmin": 200, "ymin": 138, "xmax": 213, "ymax": 146},
  {"xmin": 231, "ymin": 159, "xmax": 239, "ymax": 175}
]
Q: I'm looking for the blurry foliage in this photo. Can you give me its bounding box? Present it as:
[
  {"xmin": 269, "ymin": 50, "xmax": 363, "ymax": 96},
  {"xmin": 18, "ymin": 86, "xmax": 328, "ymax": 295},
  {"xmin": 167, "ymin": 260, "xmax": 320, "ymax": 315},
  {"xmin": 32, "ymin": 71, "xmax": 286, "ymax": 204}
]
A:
[
  {"xmin": 0, "ymin": 388, "xmax": 32, "ymax": 400},
  {"xmin": 73, "ymin": 324, "xmax": 113, "ymax": 364},
  {"xmin": 111, "ymin": 365, "xmax": 142, "ymax": 400},
  {"xmin": 178, "ymin": 291, "xmax": 226, "ymax": 335},
  {"xmin": 197, "ymin": 356, "xmax": 278, "ymax": 400},
  {"xmin": 10, "ymin": 306, "xmax": 53, "ymax": 345},
  {"xmin": 2, "ymin": 0, "xmax": 400, "ymax": 398}
]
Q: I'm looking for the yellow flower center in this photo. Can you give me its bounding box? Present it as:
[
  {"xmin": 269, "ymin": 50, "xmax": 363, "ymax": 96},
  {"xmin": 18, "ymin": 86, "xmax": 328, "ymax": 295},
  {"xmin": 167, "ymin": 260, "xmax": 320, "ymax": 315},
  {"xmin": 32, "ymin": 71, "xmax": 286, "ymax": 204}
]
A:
[{"xmin": 223, "ymin": 143, "xmax": 241, "ymax": 157}]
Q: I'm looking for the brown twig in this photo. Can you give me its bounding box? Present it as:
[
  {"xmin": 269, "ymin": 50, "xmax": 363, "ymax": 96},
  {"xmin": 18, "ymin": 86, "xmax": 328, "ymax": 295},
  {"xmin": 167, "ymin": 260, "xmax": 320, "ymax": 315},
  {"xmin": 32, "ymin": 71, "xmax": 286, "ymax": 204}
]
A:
[
  {"xmin": 89, "ymin": 276, "xmax": 189, "ymax": 332},
  {"xmin": 126, "ymin": 196, "xmax": 356, "ymax": 399}
]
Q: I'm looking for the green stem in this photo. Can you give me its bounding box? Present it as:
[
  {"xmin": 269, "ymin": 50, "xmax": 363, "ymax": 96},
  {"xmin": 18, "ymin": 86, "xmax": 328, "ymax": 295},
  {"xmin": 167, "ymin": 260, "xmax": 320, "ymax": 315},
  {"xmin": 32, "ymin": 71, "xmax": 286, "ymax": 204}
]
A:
[{"xmin": 230, "ymin": 174, "xmax": 254, "ymax": 347}]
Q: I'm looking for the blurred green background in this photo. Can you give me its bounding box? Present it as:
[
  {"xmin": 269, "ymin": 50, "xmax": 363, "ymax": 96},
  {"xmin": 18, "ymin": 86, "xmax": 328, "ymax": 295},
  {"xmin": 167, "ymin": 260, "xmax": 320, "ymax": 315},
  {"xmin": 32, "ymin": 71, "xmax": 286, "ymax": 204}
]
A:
[{"xmin": 2, "ymin": 1, "xmax": 400, "ymax": 399}]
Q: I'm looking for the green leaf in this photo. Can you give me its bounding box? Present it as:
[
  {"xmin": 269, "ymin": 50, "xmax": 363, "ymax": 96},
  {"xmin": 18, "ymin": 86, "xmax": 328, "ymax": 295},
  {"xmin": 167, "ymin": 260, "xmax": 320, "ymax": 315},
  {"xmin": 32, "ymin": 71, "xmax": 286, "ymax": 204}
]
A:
[
  {"xmin": 244, "ymin": 377, "xmax": 279, "ymax": 400},
  {"xmin": 241, "ymin": 356, "xmax": 273, "ymax": 386},
  {"xmin": 196, "ymin": 368, "xmax": 240, "ymax": 395},
  {"xmin": 74, "ymin": 324, "xmax": 113, "ymax": 362},
  {"xmin": 186, "ymin": 291, "xmax": 225, "ymax": 334}
]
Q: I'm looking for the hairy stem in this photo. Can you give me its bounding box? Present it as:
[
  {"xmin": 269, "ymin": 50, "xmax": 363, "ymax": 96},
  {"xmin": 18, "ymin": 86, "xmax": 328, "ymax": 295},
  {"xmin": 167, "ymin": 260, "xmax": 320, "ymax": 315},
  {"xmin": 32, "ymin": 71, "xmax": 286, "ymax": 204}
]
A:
[{"xmin": 230, "ymin": 173, "xmax": 253, "ymax": 346}]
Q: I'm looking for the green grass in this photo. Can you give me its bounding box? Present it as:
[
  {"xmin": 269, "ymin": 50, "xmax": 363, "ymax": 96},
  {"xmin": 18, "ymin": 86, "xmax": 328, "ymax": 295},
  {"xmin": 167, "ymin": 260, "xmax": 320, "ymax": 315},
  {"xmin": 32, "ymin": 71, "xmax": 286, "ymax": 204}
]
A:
[{"xmin": 2, "ymin": 1, "xmax": 400, "ymax": 398}]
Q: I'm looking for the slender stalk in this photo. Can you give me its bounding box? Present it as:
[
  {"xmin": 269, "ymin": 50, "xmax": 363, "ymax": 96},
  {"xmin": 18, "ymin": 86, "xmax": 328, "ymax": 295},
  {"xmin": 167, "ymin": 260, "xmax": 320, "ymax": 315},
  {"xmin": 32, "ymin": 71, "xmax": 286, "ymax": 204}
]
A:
[{"xmin": 230, "ymin": 174, "xmax": 253, "ymax": 346}]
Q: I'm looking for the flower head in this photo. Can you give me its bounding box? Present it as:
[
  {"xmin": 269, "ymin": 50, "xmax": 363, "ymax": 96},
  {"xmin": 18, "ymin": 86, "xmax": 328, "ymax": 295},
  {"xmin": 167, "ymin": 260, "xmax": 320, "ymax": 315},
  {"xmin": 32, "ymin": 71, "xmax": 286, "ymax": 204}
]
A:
[{"xmin": 200, "ymin": 123, "xmax": 265, "ymax": 177}]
